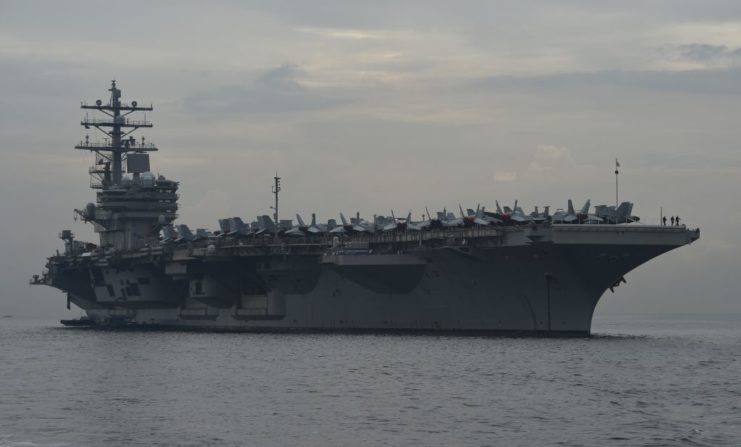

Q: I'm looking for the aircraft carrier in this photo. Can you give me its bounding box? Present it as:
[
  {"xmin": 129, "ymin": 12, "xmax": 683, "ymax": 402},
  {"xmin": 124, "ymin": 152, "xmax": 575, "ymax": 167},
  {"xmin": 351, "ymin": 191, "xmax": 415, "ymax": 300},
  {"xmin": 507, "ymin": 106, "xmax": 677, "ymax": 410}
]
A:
[{"xmin": 31, "ymin": 82, "xmax": 700, "ymax": 335}]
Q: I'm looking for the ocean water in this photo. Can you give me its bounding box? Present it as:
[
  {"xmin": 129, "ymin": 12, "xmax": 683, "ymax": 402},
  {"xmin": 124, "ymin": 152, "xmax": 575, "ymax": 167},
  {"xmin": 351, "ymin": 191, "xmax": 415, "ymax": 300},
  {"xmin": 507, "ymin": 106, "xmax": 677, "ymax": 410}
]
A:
[{"xmin": 0, "ymin": 314, "xmax": 739, "ymax": 447}]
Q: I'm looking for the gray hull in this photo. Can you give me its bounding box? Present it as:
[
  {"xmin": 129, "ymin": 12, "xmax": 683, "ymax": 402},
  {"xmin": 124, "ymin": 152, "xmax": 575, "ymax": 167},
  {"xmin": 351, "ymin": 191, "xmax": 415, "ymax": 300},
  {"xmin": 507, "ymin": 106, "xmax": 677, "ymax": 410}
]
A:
[{"xmin": 49, "ymin": 225, "xmax": 699, "ymax": 335}]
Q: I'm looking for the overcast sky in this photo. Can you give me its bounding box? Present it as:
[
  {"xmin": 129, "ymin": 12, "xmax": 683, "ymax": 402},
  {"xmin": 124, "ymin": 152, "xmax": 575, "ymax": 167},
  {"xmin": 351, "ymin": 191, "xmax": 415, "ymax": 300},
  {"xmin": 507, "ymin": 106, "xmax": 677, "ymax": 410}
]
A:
[{"xmin": 1, "ymin": 0, "xmax": 739, "ymax": 318}]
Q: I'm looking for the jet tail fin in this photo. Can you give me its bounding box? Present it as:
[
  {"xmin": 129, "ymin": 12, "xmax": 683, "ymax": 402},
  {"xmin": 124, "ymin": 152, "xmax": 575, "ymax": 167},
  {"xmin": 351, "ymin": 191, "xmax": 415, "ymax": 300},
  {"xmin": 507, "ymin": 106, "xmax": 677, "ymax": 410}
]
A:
[
  {"xmin": 231, "ymin": 217, "xmax": 248, "ymax": 233},
  {"xmin": 162, "ymin": 225, "xmax": 175, "ymax": 242},
  {"xmin": 176, "ymin": 224, "xmax": 195, "ymax": 241},
  {"xmin": 296, "ymin": 214, "xmax": 306, "ymax": 227},
  {"xmin": 568, "ymin": 199, "xmax": 575, "ymax": 215},
  {"xmin": 475, "ymin": 205, "xmax": 484, "ymax": 218},
  {"xmin": 616, "ymin": 202, "xmax": 634, "ymax": 222},
  {"xmin": 260, "ymin": 215, "xmax": 276, "ymax": 231}
]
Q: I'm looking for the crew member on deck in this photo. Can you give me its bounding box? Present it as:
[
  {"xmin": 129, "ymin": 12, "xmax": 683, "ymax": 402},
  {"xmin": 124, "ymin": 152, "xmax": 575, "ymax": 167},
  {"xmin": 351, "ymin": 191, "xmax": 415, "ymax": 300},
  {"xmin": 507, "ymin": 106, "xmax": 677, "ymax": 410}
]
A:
[
  {"xmin": 671, "ymin": 216, "xmax": 675, "ymax": 225},
  {"xmin": 662, "ymin": 216, "xmax": 667, "ymax": 226}
]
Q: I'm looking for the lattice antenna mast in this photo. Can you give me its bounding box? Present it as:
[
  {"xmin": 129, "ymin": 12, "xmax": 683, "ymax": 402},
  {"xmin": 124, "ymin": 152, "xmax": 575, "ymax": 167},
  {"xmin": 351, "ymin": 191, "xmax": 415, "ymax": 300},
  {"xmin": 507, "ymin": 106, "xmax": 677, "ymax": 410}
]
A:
[
  {"xmin": 271, "ymin": 174, "xmax": 281, "ymax": 226},
  {"xmin": 75, "ymin": 80, "xmax": 158, "ymax": 188}
]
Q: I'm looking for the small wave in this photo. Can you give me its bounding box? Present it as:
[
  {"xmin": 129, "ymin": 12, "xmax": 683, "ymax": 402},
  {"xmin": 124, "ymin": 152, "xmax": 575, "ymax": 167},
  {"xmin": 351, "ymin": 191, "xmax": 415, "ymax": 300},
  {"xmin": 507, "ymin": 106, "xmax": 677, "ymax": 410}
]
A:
[
  {"xmin": 0, "ymin": 441, "xmax": 71, "ymax": 447},
  {"xmin": 588, "ymin": 333, "xmax": 651, "ymax": 340}
]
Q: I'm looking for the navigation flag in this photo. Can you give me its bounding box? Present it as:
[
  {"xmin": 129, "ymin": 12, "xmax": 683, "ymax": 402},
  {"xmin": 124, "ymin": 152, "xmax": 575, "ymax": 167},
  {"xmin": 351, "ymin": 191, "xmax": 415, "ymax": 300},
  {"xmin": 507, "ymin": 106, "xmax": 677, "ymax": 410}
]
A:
[{"xmin": 615, "ymin": 158, "xmax": 620, "ymax": 174}]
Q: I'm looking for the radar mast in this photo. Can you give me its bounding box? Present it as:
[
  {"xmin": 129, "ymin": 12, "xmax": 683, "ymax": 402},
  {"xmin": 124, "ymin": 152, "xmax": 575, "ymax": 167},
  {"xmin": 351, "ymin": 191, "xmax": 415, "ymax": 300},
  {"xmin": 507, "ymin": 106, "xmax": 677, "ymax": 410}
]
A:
[{"xmin": 75, "ymin": 80, "xmax": 157, "ymax": 188}]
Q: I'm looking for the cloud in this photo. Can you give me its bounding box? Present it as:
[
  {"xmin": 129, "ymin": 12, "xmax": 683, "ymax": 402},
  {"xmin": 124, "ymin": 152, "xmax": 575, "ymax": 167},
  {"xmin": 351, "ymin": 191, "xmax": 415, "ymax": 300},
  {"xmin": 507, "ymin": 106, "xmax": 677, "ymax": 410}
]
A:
[
  {"xmin": 656, "ymin": 42, "xmax": 741, "ymax": 70},
  {"xmin": 474, "ymin": 67, "xmax": 741, "ymax": 96},
  {"xmin": 296, "ymin": 27, "xmax": 383, "ymax": 40},
  {"xmin": 254, "ymin": 64, "xmax": 306, "ymax": 91},
  {"xmin": 528, "ymin": 145, "xmax": 573, "ymax": 172},
  {"xmin": 493, "ymin": 171, "xmax": 518, "ymax": 182},
  {"xmin": 181, "ymin": 64, "xmax": 351, "ymax": 115},
  {"xmin": 677, "ymin": 43, "xmax": 740, "ymax": 61}
]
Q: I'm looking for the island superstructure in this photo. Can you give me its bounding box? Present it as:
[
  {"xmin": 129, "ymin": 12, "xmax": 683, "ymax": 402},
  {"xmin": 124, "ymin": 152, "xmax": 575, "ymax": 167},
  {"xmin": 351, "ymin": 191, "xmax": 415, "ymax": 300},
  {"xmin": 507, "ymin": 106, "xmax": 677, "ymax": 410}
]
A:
[{"xmin": 31, "ymin": 82, "xmax": 700, "ymax": 335}]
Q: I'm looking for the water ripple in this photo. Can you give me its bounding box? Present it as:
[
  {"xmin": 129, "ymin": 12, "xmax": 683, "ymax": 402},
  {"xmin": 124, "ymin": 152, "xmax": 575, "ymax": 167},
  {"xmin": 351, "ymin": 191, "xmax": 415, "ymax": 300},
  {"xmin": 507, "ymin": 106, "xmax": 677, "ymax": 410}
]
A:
[{"xmin": 0, "ymin": 315, "xmax": 740, "ymax": 446}]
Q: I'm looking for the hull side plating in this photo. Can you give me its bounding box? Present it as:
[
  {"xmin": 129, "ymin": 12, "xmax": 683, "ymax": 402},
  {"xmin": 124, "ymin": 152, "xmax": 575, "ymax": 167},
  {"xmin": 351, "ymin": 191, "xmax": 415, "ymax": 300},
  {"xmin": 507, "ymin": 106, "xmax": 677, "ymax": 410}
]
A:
[{"xmin": 52, "ymin": 228, "xmax": 694, "ymax": 335}]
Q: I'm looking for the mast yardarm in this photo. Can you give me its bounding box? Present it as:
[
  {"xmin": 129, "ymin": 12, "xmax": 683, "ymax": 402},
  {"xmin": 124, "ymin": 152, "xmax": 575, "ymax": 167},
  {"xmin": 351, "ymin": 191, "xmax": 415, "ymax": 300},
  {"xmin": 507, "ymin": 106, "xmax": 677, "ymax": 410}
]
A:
[{"xmin": 76, "ymin": 80, "xmax": 157, "ymax": 188}]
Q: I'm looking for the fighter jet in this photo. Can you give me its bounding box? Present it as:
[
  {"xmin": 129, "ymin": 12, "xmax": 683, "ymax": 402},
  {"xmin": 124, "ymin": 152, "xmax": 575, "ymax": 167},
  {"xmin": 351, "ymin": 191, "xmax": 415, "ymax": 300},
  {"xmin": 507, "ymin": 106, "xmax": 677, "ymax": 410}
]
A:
[
  {"xmin": 216, "ymin": 218, "xmax": 230, "ymax": 237},
  {"xmin": 529, "ymin": 206, "xmax": 550, "ymax": 223},
  {"xmin": 283, "ymin": 216, "xmax": 307, "ymax": 237},
  {"xmin": 383, "ymin": 211, "xmax": 412, "ymax": 232},
  {"xmin": 482, "ymin": 209, "xmax": 505, "ymax": 225},
  {"xmin": 302, "ymin": 213, "xmax": 328, "ymax": 235},
  {"xmin": 195, "ymin": 229, "xmax": 214, "ymax": 240},
  {"xmin": 576, "ymin": 200, "xmax": 604, "ymax": 224},
  {"xmin": 496, "ymin": 200, "xmax": 530, "ymax": 224},
  {"xmin": 459, "ymin": 204, "xmax": 493, "ymax": 226},
  {"xmin": 552, "ymin": 200, "xmax": 602, "ymax": 224},
  {"xmin": 553, "ymin": 200, "xmax": 582, "ymax": 223},
  {"xmin": 440, "ymin": 204, "xmax": 492, "ymax": 227},
  {"xmin": 216, "ymin": 217, "xmax": 252, "ymax": 237},
  {"xmin": 441, "ymin": 206, "xmax": 466, "ymax": 227},
  {"xmin": 563, "ymin": 199, "xmax": 581, "ymax": 223},
  {"xmin": 161, "ymin": 225, "xmax": 176, "ymax": 243},
  {"xmin": 353, "ymin": 212, "xmax": 379, "ymax": 232},
  {"xmin": 250, "ymin": 215, "xmax": 278, "ymax": 236},
  {"xmin": 594, "ymin": 202, "xmax": 637, "ymax": 224},
  {"xmin": 175, "ymin": 224, "xmax": 196, "ymax": 242},
  {"xmin": 330, "ymin": 213, "xmax": 371, "ymax": 234},
  {"xmin": 232, "ymin": 217, "xmax": 255, "ymax": 237},
  {"xmin": 615, "ymin": 202, "xmax": 637, "ymax": 224},
  {"xmin": 406, "ymin": 207, "xmax": 440, "ymax": 231},
  {"xmin": 573, "ymin": 199, "xmax": 604, "ymax": 223}
]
